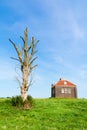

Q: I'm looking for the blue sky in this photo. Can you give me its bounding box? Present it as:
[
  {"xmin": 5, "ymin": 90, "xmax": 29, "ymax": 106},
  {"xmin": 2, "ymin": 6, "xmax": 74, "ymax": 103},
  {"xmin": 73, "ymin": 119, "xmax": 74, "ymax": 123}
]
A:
[{"xmin": 0, "ymin": 0, "xmax": 87, "ymax": 98}]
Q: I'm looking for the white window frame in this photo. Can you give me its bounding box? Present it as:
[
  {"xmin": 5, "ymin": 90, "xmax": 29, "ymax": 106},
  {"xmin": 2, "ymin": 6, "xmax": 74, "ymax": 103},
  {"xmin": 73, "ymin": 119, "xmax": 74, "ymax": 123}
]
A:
[{"xmin": 61, "ymin": 88, "xmax": 71, "ymax": 94}]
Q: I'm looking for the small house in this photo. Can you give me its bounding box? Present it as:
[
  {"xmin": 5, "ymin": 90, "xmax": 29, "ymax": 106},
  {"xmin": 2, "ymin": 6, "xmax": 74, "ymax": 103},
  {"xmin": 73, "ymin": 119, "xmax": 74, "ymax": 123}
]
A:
[{"xmin": 51, "ymin": 78, "xmax": 77, "ymax": 98}]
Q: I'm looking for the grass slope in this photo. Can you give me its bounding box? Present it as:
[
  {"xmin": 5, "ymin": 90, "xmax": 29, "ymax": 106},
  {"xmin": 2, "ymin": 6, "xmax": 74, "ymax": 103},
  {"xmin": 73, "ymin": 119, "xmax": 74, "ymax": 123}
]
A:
[{"xmin": 0, "ymin": 98, "xmax": 87, "ymax": 130}]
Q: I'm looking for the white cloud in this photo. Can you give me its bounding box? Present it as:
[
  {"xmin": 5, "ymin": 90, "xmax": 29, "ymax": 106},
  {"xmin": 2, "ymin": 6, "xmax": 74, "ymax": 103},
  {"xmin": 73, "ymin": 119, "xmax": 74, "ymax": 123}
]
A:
[{"xmin": 66, "ymin": 11, "xmax": 85, "ymax": 41}]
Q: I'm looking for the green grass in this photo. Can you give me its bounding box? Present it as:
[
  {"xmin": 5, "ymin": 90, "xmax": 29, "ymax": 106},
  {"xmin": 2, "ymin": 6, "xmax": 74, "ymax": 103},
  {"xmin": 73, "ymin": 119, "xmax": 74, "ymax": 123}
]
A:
[{"xmin": 0, "ymin": 98, "xmax": 87, "ymax": 130}]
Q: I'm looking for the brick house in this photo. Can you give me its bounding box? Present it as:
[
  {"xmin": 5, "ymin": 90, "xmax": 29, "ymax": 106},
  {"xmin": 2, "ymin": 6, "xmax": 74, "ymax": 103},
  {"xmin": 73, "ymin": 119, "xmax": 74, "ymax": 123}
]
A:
[{"xmin": 51, "ymin": 78, "xmax": 77, "ymax": 98}]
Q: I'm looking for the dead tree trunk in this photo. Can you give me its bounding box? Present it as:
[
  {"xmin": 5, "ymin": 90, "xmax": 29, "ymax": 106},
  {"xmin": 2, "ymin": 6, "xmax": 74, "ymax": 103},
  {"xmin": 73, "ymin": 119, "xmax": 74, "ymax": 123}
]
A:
[
  {"xmin": 21, "ymin": 65, "xmax": 29, "ymax": 101},
  {"xmin": 9, "ymin": 28, "xmax": 39, "ymax": 102}
]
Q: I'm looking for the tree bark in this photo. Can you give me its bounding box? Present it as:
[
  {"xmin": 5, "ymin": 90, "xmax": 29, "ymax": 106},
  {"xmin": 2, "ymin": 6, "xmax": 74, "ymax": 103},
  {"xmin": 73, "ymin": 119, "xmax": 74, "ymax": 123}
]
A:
[{"xmin": 21, "ymin": 65, "xmax": 29, "ymax": 101}]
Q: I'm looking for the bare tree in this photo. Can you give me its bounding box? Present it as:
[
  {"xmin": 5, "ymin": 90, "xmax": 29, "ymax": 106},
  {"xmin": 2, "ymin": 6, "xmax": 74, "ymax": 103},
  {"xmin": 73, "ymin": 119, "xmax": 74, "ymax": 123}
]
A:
[{"xmin": 9, "ymin": 28, "xmax": 39, "ymax": 102}]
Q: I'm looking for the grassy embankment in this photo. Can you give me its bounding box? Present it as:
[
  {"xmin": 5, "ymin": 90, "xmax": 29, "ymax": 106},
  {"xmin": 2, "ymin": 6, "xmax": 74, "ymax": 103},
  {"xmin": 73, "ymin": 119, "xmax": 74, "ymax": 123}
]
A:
[{"xmin": 0, "ymin": 98, "xmax": 87, "ymax": 130}]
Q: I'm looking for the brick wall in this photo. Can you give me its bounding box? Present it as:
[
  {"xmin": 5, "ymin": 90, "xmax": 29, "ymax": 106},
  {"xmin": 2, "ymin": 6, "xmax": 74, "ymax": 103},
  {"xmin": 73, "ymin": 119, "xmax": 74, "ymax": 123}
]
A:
[{"xmin": 51, "ymin": 86, "xmax": 77, "ymax": 98}]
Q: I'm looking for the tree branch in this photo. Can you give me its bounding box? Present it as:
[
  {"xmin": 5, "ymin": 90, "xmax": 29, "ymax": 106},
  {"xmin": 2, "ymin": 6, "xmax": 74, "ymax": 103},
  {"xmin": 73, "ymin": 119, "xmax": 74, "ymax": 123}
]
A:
[
  {"xmin": 9, "ymin": 39, "xmax": 19, "ymax": 54},
  {"xmin": 9, "ymin": 38, "xmax": 23, "ymax": 63},
  {"xmin": 10, "ymin": 57, "xmax": 20, "ymax": 62},
  {"xmin": 20, "ymin": 36, "xmax": 25, "ymax": 45},
  {"xmin": 34, "ymin": 40, "xmax": 39, "ymax": 47},
  {"xmin": 28, "ymin": 76, "xmax": 33, "ymax": 88},
  {"xmin": 28, "ymin": 57, "xmax": 38, "ymax": 67},
  {"xmin": 32, "ymin": 64, "xmax": 38, "ymax": 69}
]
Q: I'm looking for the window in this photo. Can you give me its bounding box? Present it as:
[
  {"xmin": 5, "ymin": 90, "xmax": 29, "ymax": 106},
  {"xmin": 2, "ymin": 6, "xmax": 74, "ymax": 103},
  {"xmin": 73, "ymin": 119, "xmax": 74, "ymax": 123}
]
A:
[
  {"xmin": 61, "ymin": 88, "xmax": 71, "ymax": 94},
  {"xmin": 61, "ymin": 88, "xmax": 65, "ymax": 93},
  {"xmin": 68, "ymin": 88, "xmax": 71, "ymax": 94}
]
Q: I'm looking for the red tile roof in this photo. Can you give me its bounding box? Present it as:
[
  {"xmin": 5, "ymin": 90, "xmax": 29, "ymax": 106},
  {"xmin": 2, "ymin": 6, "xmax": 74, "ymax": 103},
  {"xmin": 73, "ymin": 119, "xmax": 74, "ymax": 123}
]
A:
[{"xmin": 54, "ymin": 79, "xmax": 76, "ymax": 87}]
